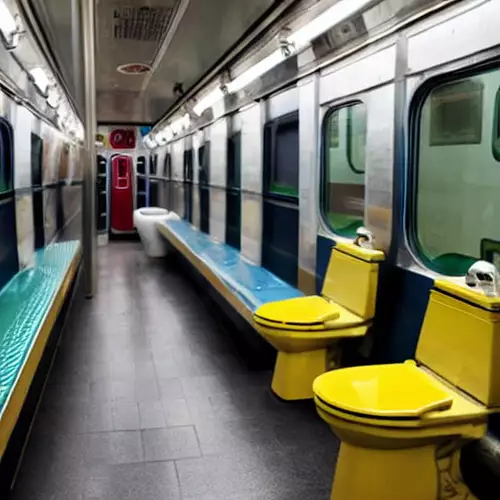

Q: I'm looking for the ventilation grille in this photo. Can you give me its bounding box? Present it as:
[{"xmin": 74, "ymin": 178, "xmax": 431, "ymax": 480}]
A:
[
  {"xmin": 113, "ymin": 6, "xmax": 173, "ymax": 42},
  {"xmin": 312, "ymin": 16, "xmax": 367, "ymax": 60}
]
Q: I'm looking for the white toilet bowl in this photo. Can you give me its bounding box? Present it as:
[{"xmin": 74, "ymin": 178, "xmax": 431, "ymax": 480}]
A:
[{"xmin": 134, "ymin": 207, "xmax": 170, "ymax": 257}]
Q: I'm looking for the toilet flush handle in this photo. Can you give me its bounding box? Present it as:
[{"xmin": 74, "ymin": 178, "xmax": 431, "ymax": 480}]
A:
[
  {"xmin": 466, "ymin": 261, "xmax": 499, "ymax": 297},
  {"xmin": 354, "ymin": 227, "xmax": 374, "ymax": 249}
]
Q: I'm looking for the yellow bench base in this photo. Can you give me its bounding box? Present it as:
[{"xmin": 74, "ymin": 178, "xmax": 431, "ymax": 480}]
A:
[
  {"xmin": 330, "ymin": 441, "xmax": 476, "ymax": 500},
  {"xmin": 271, "ymin": 349, "xmax": 330, "ymax": 401}
]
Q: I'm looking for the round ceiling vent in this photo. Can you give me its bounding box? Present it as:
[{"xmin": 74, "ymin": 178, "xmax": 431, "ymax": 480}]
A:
[{"xmin": 117, "ymin": 63, "xmax": 151, "ymax": 75}]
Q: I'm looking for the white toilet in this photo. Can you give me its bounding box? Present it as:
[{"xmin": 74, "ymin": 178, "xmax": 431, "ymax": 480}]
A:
[{"xmin": 134, "ymin": 207, "xmax": 174, "ymax": 257}]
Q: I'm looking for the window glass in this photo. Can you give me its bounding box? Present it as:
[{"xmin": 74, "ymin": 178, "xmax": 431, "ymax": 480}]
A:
[
  {"xmin": 323, "ymin": 102, "xmax": 366, "ymax": 237},
  {"xmin": 414, "ymin": 70, "xmax": 500, "ymax": 275},
  {"xmin": 227, "ymin": 133, "xmax": 241, "ymax": 189},
  {"xmin": 271, "ymin": 121, "xmax": 299, "ymax": 196},
  {"xmin": 31, "ymin": 133, "xmax": 43, "ymax": 186},
  {"xmin": 198, "ymin": 143, "xmax": 210, "ymax": 185},
  {"xmin": 150, "ymin": 155, "xmax": 158, "ymax": 175},
  {"xmin": 0, "ymin": 120, "xmax": 13, "ymax": 193},
  {"xmin": 137, "ymin": 156, "xmax": 146, "ymax": 175},
  {"xmin": 164, "ymin": 153, "xmax": 172, "ymax": 178}
]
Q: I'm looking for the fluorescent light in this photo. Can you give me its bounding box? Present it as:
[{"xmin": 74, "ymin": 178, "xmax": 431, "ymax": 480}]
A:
[
  {"xmin": 170, "ymin": 120, "xmax": 181, "ymax": 136},
  {"xmin": 30, "ymin": 67, "xmax": 50, "ymax": 95},
  {"xmin": 75, "ymin": 125, "xmax": 84, "ymax": 141},
  {"xmin": 47, "ymin": 87, "xmax": 60, "ymax": 109},
  {"xmin": 144, "ymin": 136, "xmax": 157, "ymax": 149},
  {"xmin": 287, "ymin": 0, "xmax": 374, "ymax": 50},
  {"xmin": 181, "ymin": 113, "xmax": 190, "ymax": 129},
  {"xmin": 57, "ymin": 110, "xmax": 67, "ymax": 129},
  {"xmin": 0, "ymin": 1, "xmax": 19, "ymax": 49},
  {"xmin": 227, "ymin": 50, "xmax": 284, "ymax": 93},
  {"xmin": 170, "ymin": 113, "xmax": 190, "ymax": 136},
  {"xmin": 164, "ymin": 127, "xmax": 173, "ymax": 142},
  {"xmin": 155, "ymin": 131, "xmax": 168, "ymax": 146},
  {"xmin": 193, "ymin": 87, "xmax": 224, "ymax": 116}
]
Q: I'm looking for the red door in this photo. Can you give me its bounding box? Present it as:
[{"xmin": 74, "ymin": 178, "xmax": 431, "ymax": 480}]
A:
[{"xmin": 111, "ymin": 155, "xmax": 134, "ymax": 232}]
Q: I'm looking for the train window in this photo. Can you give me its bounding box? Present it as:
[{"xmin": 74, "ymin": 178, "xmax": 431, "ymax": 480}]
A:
[
  {"xmin": 0, "ymin": 119, "xmax": 14, "ymax": 193},
  {"xmin": 412, "ymin": 70, "xmax": 500, "ymax": 276},
  {"xmin": 264, "ymin": 113, "xmax": 299, "ymax": 198},
  {"xmin": 322, "ymin": 102, "xmax": 366, "ymax": 238},
  {"xmin": 164, "ymin": 153, "xmax": 172, "ymax": 178},
  {"xmin": 227, "ymin": 132, "xmax": 241, "ymax": 189}
]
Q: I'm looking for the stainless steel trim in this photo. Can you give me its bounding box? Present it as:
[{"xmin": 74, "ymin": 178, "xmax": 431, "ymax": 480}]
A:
[{"xmin": 81, "ymin": 0, "xmax": 97, "ymax": 298}]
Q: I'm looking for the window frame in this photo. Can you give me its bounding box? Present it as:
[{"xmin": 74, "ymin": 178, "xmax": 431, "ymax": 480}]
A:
[
  {"xmin": 406, "ymin": 64, "xmax": 497, "ymax": 276},
  {"xmin": 320, "ymin": 99, "xmax": 367, "ymax": 238},
  {"xmin": 346, "ymin": 105, "xmax": 366, "ymax": 174},
  {"xmin": 492, "ymin": 87, "xmax": 500, "ymax": 162},
  {"xmin": 263, "ymin": 111, "xmax": 300, "ymax": 203}
]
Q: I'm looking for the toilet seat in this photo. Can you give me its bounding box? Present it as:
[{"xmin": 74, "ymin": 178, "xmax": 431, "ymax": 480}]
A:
[
  {"xmin": 313, "ymin": 361, "xmax": 486, "ymax": 429},
  {"xmin": 253, "ymin": 295, "xmax": 365, "ymax": 332}
]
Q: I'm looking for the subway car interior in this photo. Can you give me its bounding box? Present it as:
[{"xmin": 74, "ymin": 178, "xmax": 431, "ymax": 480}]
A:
[{"xmin": 1, "ymin": 0, "xmax": 500, "ymax": 499}]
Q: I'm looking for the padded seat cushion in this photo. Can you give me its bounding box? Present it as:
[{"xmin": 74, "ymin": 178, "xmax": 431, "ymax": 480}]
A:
[
  {"xmin": 157, "ymin": 219, "xmax": 303, "ymax": 312},
  {"xmin": 0, "ymin": 241, "xmax": 80, "ymax": 415}
]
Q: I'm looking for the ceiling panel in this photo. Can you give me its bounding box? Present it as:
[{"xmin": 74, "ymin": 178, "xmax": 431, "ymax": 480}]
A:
[
  {"xmin": 24, "ymin": 0, "xmax": 279, "ymax": 123},
  {"xmin": 95, "ymin": 0, "xmax": 275, "ymax": 123}
]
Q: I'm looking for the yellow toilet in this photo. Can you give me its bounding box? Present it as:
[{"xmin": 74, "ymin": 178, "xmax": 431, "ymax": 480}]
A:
[
  {"xmin": 253, "ymin": 241, "xmax": 385, "ymax": 401},
  {"xmin": 313, "ymin": 279, "xmax": 500, "ymax": 500}
]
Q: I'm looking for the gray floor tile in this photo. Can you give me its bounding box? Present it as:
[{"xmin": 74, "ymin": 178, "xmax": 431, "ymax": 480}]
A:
[
  {"xmin": 85, "ymin": 462, "xmax": 181, "ymax": 500},
  {"xmin": 142, "ymin": 426, "xmax": 201, "ymax": 461},
  {"xmin": 87, "ymin": 403, "xmax": 114, "ymax": 433},
  {"xmin": 139, "ymin": 400, "xmax": 166, "ymax": 429},
  {"xmin": 162, "ymin": 397, "xmax": 192, "ymax": 427},
  {"xmin": 158, "ymin": 377, "xmax": 184, "ymax": 399},
  {"xmin": 112, "ymin": 401, "xmax": 140, "ymax": 431},
  {"xmin": 85, "ymin": 431, "xmax": 144, "ymax": 465}
]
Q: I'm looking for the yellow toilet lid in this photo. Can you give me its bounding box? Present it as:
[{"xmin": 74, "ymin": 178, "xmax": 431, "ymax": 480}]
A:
[
  {"xmin": 254, "ymin": 295, "xmax": 340, "ymax": 329},
  {"xmin": 313, "ymin": 361, "xmax": 454, "ymax": 419}
]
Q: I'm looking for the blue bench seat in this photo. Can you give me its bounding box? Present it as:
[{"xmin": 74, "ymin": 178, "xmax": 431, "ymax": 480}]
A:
[
  {"xmin": 0, "ymin": 240, "xmax": 81, "ymax": 458},
  {"xmin": 156, "ymin": 219, "xmax": 303, "ymax": 323}
]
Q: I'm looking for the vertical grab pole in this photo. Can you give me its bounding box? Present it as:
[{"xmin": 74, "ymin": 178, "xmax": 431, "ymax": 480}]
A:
[{"xmin": 81, "ymin": 0, "xmax": 97, "ymax": 297}]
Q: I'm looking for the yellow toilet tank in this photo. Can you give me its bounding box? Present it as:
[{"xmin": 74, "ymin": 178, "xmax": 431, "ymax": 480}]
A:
[
  {"xmin": 416, "ymin": 279, "xmax": 500, "ymax": 407},
  {"xmin": 322, "ymin": 242, "xmax": 384, "ymax": 320}
]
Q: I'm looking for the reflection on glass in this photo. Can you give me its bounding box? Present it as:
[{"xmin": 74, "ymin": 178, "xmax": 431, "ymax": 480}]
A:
[
  {"xmin": 416, "ymin": 70, "xmax": 500, "ymax": 275},
  {"xmin": 323, "ymin": 102, "xmax": 366, "ymax": 237}
]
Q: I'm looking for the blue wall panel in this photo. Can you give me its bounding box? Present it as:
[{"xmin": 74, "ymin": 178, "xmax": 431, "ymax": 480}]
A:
[{"xmin": 262, "ymin": 201, "xmax": 299, "ymax": 287}]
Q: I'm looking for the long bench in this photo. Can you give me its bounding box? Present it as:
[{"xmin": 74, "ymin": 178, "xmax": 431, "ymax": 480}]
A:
[
  {"xmin": 156, "ymin": 219, "xmax": 303, "ymax": 324},
  {"xmin": 0, "ymin": 240, "xmax": 81, "ymax": 491}
]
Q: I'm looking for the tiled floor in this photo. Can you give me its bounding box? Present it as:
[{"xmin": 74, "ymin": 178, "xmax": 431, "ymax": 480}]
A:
[{"xmin": 10, "ymin": 242, "xmax": 339, "ymax": 500}]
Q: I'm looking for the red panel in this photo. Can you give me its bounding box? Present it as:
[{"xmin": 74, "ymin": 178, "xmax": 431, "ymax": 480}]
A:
[
  {"xmin": 109, "ymin": 128, "xmax": 136, "ymax": 149},
  {"xmin": 111, "ymin": 155, "xmax": 134, "ymax": 232}
]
